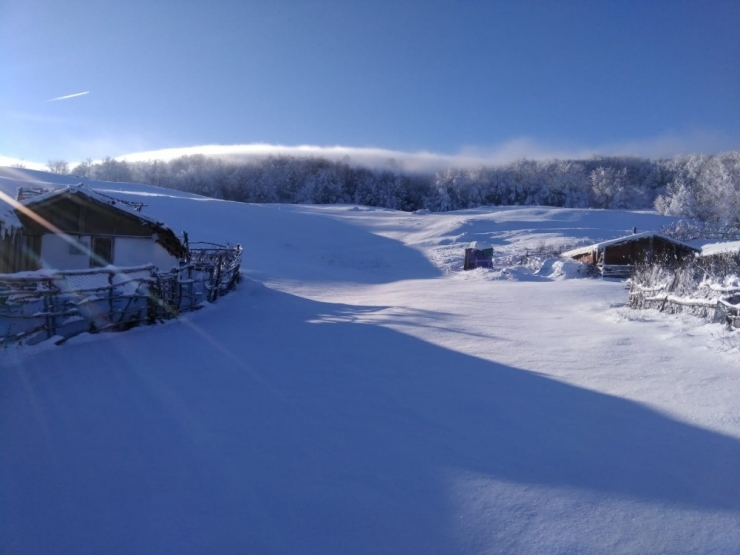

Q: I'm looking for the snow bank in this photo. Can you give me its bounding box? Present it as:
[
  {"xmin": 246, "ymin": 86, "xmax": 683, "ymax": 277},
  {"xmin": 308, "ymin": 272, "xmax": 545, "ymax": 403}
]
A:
[{"xmin": 536, "ymin": 258, "xmax": 591, "ymax": 280}]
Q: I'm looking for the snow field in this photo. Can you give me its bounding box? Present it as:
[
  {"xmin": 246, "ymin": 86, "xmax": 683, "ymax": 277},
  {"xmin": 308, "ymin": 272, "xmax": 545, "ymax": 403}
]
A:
[{"xmin": 2, "ymin": 168, "xmax": 740, "ymax": 554}]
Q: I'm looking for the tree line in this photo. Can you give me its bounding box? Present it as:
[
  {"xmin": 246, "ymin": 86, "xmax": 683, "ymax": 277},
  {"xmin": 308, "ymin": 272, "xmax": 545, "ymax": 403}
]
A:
[{"xmin": 45, "ymin": 150, "xmax": 740, "ymax": 225}]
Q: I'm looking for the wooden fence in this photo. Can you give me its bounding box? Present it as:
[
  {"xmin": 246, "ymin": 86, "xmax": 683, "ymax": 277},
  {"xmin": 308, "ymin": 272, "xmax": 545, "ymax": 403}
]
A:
[
  {"xmin": 0, "ymin": 244, "xmax": 242, "ymax": 346},
  {"xmin": 629, "ymin": 281, "xmax": 740, "ymax": 329}
]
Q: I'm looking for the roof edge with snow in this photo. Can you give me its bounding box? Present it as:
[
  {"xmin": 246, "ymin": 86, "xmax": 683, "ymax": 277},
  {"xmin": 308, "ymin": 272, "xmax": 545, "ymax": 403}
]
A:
[{"xmin": 561, "ymin": 232, "xmax": 698, "ymax": 258}]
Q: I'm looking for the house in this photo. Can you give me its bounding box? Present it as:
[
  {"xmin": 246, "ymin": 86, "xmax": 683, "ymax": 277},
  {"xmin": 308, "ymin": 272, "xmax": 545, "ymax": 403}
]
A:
[
  {"xmin": 0, "ymin": 185, "xmax": 186, "ymax": 273},
  {"xmin": 561, "ymin": 232, "xmax": 698, "ymax": 277}
]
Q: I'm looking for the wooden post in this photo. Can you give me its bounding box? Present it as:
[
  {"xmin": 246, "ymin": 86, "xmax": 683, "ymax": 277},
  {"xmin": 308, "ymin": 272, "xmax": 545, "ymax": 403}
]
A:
[
  {"xmin": 213, "ymin": 255, "xmax": 223, "ymax": 301},
  {"xmin": 108, "ymin": 270, "xmax": 115, "ymax": 326},
  {"xmin": 43, "ymin": 293, "xmax": 54, "ymax": 338}
]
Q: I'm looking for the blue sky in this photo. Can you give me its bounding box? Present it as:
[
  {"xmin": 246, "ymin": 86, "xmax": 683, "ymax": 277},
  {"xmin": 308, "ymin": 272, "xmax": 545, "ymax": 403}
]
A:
[{"xmin": 1, "ymin": 0, "xmax": 738, "ymax": 167}]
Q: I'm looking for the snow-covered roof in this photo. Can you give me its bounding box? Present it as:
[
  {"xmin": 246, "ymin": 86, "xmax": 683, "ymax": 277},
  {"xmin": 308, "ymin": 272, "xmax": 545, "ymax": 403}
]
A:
[
  {"xmin": 0, "ymin": 189, "xmax": 23, "ymax": 237},
  {"xmin": 469, "ymin": 240, "xmax": 492, "ymax": 250},
  {"xmin": 21, "ymin": 184, "xmax": 165, "ymax": 227},
  {"xmin": 0, "ymin": 206, "xmax": 22, "ymax": 237},
  {"xmin": 561, "ymin": 232, "xmax": 697, "ymax": 258},
  {"xmin": 700, "ymin": 240, "xmax": 740, "ymax": 257}
]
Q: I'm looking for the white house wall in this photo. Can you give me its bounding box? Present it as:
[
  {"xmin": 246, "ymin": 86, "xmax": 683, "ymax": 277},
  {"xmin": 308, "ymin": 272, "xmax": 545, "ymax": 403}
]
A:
[
  {"xmin": 40, "ymin": 234, "xmax": 91, "ymax": 270},
  {"xmin": 115, "ymin": 237, "xmax": 179, "ymax": 271},
  {"xmin": 40, "ymin": 234, "xmax": 180, "ymax": 271}
]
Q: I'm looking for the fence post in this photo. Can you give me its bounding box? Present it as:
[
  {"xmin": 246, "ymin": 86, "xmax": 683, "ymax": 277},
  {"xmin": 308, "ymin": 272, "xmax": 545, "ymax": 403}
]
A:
[
  {"xmin": 108, "ymin": 270, "xmax": 115, "ymax": 326},
  {"xmin": 213, "ymin": 255, "xmax": 223, "ymax": 301},
  {"xmin": 44, "ymin": 291, "xmax": 55, "ymax": 339},
  {"xmin": 659, "ymin": 273, "xmax": 679, "ymax": 312},
  {"xmin": 148, "ymin": 274, "xmax": 159, "ymax": 324}
]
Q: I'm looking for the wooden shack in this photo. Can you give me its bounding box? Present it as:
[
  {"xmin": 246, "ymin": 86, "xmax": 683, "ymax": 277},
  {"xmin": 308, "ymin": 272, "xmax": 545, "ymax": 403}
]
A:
[
  {"xmin": 561, "ymin": 232, "xmax": 698, "ymax": 277},
  {"xmin": 464, "ymin": 241, "xmax": 494, "ymax": 270},
  {"xmin": 696, "ymin": 240, "xmax": 740, "ymax": 276},
  {"xmin": 0, "ymin": 185, "xmax": 186, "ymax": 273}
]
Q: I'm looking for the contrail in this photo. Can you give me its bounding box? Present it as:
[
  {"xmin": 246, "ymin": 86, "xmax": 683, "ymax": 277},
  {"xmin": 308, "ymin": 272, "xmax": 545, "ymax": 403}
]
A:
[{"xmin": 47, "ymin": 91, "xmax": 89, "ymax": 102}]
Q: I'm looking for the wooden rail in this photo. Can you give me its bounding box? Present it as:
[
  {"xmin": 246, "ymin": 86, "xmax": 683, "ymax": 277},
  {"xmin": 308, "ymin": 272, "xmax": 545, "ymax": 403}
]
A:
[
  {"xmin": 1, "ymin": 245, "xmax": 242, "ymax": 346},
  {"xmin": 629, "ymin": 281, "xmax": 740, "ymax": 329}
]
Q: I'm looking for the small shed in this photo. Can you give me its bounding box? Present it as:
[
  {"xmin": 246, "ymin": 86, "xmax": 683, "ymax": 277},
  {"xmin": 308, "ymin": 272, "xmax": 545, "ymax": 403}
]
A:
[
  {"xmin": 0, "ymin": 185, "xmax": 186, "ymax": 273},
  {"xmin": 699, "ymin": 240, "xmax": 740, "ymax": 261},
  {"xmin": 464, "ymin": 240, "xmax": 494, "ymax": 270},
  {"xmin": 561, "ymin": 232, "xmax": 698, "ymax": 277},
  {"xmin": 697, "ymin": 240, "xmax": 740, "ymax": 275}
]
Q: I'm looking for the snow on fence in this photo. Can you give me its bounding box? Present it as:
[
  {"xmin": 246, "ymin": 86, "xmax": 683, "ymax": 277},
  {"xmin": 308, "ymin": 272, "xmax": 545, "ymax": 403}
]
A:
[
  {"xmin": 629, "ymin": 279, "xmax": 740, "ymax": 329},
  {"xmin": 0, "ymin": 244, "xmax": 242, "ymax": 346}
]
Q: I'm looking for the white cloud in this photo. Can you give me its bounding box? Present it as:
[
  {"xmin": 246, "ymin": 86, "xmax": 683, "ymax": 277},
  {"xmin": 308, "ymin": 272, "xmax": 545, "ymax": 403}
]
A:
[
  {"xmin": 4, "ymin": 130, "xmax": 734, "ymax": 174},
  {"xmin": 0, "ymin": 155, "xmax": 46, "ymax": 171},
  {"xmin": 47, "ymin": 91, "xmax": 90, "ymax": 102},
  {"xmin": 117, "ymin": 141, "xmax": 583, "ymax": 173},
  {"xmin": 117, "ymin": 132, "xmax": 736, "ymax": 173}
]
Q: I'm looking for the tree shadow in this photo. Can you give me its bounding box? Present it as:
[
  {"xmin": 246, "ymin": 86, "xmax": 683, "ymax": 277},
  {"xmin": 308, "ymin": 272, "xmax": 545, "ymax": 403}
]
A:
[{"xmin": 3, "ymin": 283, "xmax": 740, "ymax": 553}]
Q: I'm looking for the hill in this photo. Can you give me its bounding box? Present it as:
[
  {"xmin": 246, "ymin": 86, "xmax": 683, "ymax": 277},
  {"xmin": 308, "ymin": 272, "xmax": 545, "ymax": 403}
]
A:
[{"xmin": 2, "ymin": 167, "xmax": 740, "ymax": 554}]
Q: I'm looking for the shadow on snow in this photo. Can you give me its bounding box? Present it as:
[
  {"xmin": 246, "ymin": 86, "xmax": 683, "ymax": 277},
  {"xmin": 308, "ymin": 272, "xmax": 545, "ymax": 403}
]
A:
[{"xmin": 3, "ymin": 282, "xmax": 740, "ymax": 553}]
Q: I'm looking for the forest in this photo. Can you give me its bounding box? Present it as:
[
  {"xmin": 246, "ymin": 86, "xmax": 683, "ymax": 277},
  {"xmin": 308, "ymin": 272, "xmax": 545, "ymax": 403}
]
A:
[{"xmin": 45, "ymin": 150, "xmax": 740, "ymax": 225}]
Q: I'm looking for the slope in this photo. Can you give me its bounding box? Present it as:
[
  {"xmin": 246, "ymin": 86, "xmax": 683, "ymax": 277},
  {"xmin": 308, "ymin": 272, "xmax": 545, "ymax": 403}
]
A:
[{"xmin": 2, "ymin": 167, "xmax": 740, "ymax": 554}]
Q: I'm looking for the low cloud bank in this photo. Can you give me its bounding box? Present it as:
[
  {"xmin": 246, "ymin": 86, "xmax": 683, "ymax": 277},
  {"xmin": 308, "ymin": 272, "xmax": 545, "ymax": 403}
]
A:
[
  {"xmin": 118, "ymin": 144, "xmax": 493, "ymax": 173},
  {"xmin": 0, "ymin": 156, "xmax": 46, "ymax": 171},
  {"xmin": 117, "ymin": 132, "xmax": 733, "ymax": 173},
  {"xmin": 2, "ymin": 131, "xmax": 733, "ymax": 174}
]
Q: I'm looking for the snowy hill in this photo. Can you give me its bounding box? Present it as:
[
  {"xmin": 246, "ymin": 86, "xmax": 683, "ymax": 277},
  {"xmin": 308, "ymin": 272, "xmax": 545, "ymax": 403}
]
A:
[{"xmin": 2, "ymin": 167, "xmax": 740, "ymax": 554}]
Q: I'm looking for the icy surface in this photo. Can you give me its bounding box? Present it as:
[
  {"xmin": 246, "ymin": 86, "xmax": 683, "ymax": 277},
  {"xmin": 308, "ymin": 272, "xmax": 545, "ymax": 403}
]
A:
[{"xmin": 2, "ymin": 167, "xmax": 740, "ymax": 554}]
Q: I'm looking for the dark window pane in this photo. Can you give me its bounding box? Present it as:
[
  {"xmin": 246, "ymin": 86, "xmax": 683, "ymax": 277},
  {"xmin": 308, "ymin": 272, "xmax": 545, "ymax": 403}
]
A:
[{"xmin": 90, "ymin": 237, "xmax": 113, "ymax": 267}]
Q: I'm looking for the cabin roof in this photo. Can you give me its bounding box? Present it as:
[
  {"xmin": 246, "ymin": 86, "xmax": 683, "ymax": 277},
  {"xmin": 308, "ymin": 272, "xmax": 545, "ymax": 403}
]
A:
[
  {"xmin": 561, "ymin": 232, "xmax": 698, "ymax": 258},
  {"xmin": 699, "ymin": 240, "xmax": 740, "ymax": 257},
  {"xmin": 20, "ymin": 184, "xmax": 163, "ymax": 227}
]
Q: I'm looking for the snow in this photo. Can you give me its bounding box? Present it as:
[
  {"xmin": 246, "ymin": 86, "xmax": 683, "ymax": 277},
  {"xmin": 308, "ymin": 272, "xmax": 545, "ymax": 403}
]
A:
[
  {"xmin": 468, "ymin": 240, "xmax": 491, "ymax": 250},
  {"xmin": 561, "ymin": 231, "xmax": 696, "ymax": 258},
  {"xmin": 2, "ymin": 167, "xmax": 740, "ymax": 554},
  {"xmin": 701, "ymin": 240, "xmax": 740, "ymax": 257}
]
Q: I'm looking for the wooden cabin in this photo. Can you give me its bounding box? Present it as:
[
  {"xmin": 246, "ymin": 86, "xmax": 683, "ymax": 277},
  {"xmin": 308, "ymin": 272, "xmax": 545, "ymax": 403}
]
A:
[
  {"xmin": 0, "ymin": 185, "xmax": 186, "ymax": 274},
  {"xmin": 561, "ymin": 232, "xmax": 698, "ymax": 277}
]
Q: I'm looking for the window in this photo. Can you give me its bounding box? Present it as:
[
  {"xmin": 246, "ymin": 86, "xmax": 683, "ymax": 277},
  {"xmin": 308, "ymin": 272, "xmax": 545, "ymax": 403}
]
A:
[{"xmin": 90, "ymin": 237, "xmax": 113, "ymax": 267}]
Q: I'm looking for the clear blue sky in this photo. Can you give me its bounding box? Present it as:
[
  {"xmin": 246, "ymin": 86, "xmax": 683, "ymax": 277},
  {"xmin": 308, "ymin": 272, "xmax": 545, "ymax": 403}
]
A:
[{"xmin": 1, "ymin": 0, "xmax": 738, "ymax": 166}]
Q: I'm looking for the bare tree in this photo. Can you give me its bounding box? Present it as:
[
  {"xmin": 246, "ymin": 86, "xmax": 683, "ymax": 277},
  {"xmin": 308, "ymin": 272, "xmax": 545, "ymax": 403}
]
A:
[{"xmin": 46, "ymin": 159, "xmax": 70, "ymax": 175}]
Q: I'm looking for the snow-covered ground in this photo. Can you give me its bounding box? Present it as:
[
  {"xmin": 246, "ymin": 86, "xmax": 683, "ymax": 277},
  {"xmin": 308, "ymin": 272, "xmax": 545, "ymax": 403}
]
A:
[{"xmin": 2, "ymin": 168, "xmax": 740, "ymax": 554}]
